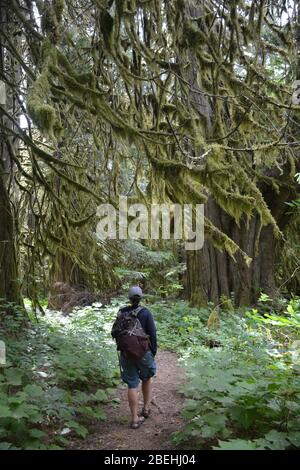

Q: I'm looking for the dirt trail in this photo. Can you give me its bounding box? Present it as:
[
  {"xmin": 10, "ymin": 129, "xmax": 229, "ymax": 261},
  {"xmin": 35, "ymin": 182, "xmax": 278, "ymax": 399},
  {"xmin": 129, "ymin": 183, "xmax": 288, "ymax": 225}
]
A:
[{"xmin": 69, "ymin": 351, "xmax": 186, "ymax": 450}]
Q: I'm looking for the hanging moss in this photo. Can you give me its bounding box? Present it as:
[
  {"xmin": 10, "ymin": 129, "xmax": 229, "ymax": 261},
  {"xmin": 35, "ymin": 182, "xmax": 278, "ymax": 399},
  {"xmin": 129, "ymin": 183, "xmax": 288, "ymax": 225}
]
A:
[
  {"xmin": 182, "ymin": 20, "xmax": 204, "ymax": 48},
  {"xmin": 53, "ymin": 0, "xmax": 64, "ymax": 23},
  {"xmin": 212, "ymin": 182, "xmax": 255, "ymax": 224},
  {"xmin": 23, "ymin": 0, "xmax": 298, "ymax": 288},
  {"xmin": 27, "ymin": 72, "xmax": 59, "ymax": 138},
  {"xmin": 204, "ymin": 217, "xmax": 252, "ymax": 266},
  {"xmin": 41, "ymin": 38, "xmax": 54, "ymax": 62},
  {"xmin": 41, "ymin": 0, "xmax": 64, "ymax": 39}
]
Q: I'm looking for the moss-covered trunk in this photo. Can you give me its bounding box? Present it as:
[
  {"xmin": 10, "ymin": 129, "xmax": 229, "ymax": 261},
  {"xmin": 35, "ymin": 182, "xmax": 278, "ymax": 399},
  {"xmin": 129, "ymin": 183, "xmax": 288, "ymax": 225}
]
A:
[
  {"xmin": 0, "ymin": 165, "xmax": 21, "ymax": 306},
  {"xmin": 179, "ymin": 1, "xmax": 299, "ymax": 307},
  {"xmin": 47, "ymin": 249, "xmax": 90, "ymax": 310},
  {"xmin": 0, "ymin": 3, "xmax": 22, "ymax": 306},
  {"xmin": 186, "ymin": 206, "xmax": 274, "ymax": 306},
  {"xmin": 186, "ymin": 179, "xmax": 295, "ymax": 307}
]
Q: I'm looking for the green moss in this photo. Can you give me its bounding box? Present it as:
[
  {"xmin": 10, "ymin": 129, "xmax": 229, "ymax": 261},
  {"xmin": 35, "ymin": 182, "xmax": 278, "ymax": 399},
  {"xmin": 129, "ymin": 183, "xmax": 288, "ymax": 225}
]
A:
[
  {"xmin": 161, "ymin": 103, "xmax": 177, "ymax": 114},
  {"xmin": 28, "ymin": 101, "xmax": 56, "ymax": 132},
  {"xmin": 158, "ymin": 121, "xmax": 169, "ymax": 131},
  {"xmin": 182, "ymin": 21, "xmax": 204, "ymax": 48},
  {"xmin": 53, "ymin": 0, "xmax": 64, "ymax": 22},
  {"xmin": 55, "ymin": 50, "xmax": 75, "ymax": 76},
  {"xmin": 189, "ymin": 290, "xmax": 207, "ymax": 308},
  {"xmin": 27, "ymin": 72, "xmax": 58, "ymax": 137},
  {"xmin": 41, "ymin": 39, "xmax": 54, "ymax": 62},
  {"xmin": 220, "ymin": 294, "xmax": 234, "ymax": 312},
  {"xmin": 40, "ymin": 0, "xmax": 64, "ymax": 42}
]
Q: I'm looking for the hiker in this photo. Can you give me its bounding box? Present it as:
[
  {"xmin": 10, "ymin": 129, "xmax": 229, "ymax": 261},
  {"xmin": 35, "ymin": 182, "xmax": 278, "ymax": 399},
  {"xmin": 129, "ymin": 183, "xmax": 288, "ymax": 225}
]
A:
[{"xmin": 111, "ymin": 286, "xmax": 157, "ymax": 429}]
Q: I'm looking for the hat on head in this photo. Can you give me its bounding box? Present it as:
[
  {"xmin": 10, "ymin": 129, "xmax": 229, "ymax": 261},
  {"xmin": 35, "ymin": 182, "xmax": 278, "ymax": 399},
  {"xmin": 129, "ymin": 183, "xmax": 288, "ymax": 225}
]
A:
[{"xmin": 128, "ymin": 286, "xmax": 143, "ymax": 299}]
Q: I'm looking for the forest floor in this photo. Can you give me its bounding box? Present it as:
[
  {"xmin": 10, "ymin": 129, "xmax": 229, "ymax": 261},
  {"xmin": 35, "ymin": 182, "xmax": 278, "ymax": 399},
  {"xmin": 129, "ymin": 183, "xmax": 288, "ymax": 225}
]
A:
[{"xmin": 68, "ymin": 351, "xmax": 186, "ymax": 450}]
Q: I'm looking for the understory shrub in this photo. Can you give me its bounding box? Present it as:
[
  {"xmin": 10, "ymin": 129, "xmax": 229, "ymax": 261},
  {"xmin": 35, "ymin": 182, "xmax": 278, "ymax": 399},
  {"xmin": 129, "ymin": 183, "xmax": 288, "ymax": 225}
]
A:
[
  {"xmin": 0, "ymin": 302, "xmax": 119, "ymax": 449},
  {"xmin": 152, "ymin": 298, "xmax": 300, "ymax": 450}
]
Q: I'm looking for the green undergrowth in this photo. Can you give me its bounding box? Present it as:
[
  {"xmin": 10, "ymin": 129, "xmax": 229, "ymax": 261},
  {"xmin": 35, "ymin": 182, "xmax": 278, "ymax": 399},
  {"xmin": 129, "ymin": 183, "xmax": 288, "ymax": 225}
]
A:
[
  {"xmin": 151, "ymin": 297, "xmax": 300, "ymax": 450},
  {"xmin": 0, "ymin": 300, "xmax": 121, "ymax": 450},
  {"xmin": 1, "ymin": 295, "xmax": 300, "ymax": 450}
]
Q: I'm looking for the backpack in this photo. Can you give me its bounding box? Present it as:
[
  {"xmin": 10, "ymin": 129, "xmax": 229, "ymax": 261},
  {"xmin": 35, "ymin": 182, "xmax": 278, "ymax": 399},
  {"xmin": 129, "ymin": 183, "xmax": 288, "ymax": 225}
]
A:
[{"xmin": 111, "ymin": 306, "xmax": 150, "ymax": 361}]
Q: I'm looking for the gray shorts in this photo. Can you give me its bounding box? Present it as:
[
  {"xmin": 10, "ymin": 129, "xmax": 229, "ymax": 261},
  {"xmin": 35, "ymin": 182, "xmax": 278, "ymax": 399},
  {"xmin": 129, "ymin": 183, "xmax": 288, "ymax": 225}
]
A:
[{"xmin": 120, "ymin": 350, "xmax": 156, "ymax": 389}]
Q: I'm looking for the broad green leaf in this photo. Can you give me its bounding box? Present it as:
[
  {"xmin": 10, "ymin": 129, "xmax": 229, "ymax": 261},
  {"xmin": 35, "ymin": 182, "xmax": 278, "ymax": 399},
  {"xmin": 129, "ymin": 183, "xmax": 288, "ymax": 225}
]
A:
[
  {"xmin": 0, "ymin": 442, "xmax": 12, "ymax": 450},
  {"xmin": 11, "ymin": 405, "xmax": 29, "ymax": 420},
  {"xmin": 65, "ymin": 420, "xmax": 88, "ymax": 438},
  {"xmin": 229, "ymin": 405, "xmax": 259, "ymax": 430},
  {"xmin": 214, "ymin": 439, "xmax": 258, "ymax": 450},
  {"xmin": 0, "ymin": 405, "xmax": 11, "ymax": 418},
  {"xmin": 202, "ymin": 412, "xmax": 227, "ymax": 429},
  {"xmin": 29, "ymin": 428, "xmax": 46, "ymax": 439},
  {"xmin": 92, "ymin": 408, "xmax": 106, "ymax": 420},
  {"xmin": 263, "ymin": 430, "xmax": 290, "ymax": 450},
  {"xmin": 93, "ymin": 389, "xmax": 108, "ymax": 402},
  {"xmin": 23, "ymin": 384, "xmax": 44, "ymax": 398},
  {"xmin": 287, "ymin": 432, "xmax": 300, "ymax": 447},
  {"xmin": 4, "ymin": 368, "xmax": 23, "ymax": 386}
]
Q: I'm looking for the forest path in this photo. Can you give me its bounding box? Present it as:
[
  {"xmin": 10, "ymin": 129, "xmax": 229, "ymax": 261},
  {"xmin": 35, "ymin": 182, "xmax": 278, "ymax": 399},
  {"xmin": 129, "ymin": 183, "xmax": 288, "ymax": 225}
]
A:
[{"xmin": 69, "ymin": 351, "xmax": 186, "ymax": 450}]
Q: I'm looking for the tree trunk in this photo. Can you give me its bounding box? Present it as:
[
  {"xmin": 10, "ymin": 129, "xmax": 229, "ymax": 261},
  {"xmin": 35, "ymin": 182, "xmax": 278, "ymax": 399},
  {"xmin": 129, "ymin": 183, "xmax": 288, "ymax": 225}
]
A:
[
  {"xmin": 186, "ymin": 180, "xmax": 295, "ymax": 307},
  {"xmin": 47, "ymin": 250, "xmax": 88, "ymax": 310},
  {"xmin": 180, "ymin": 1, "xmax": 298, "ymax": 307},
  {"xmin": 0, "ymin": 2, "xmax": 22, "ymax": 306},
  {"xmin": 0, "ymin": 176, "xmax": 22, "ymax": 305}
]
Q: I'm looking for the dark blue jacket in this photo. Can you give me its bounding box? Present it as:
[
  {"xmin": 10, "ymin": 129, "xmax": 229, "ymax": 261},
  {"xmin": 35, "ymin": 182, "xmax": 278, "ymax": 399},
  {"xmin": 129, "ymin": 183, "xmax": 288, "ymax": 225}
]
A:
[{"xmin": 119, "ymin": 305, "xmax": 157, "ymax": 356}]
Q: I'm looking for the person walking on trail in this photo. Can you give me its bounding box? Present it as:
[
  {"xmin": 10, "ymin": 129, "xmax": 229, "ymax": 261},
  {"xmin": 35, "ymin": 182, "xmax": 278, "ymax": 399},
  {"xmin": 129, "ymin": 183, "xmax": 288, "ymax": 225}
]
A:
[{"xmin": 111, "ymin": 286, "xmax": 157, "ymax": 429}]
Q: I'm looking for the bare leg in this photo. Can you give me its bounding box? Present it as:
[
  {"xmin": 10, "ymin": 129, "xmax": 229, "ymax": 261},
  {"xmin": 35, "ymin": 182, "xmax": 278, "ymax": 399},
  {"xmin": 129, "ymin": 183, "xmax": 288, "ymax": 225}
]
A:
[
  {"xmin": 142, "ymin": 378, "xmax": 152, "ymax": 410},
  {"xmin": 128, "ymin": 388, "xmax": 139, "ymax": 423}
]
